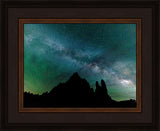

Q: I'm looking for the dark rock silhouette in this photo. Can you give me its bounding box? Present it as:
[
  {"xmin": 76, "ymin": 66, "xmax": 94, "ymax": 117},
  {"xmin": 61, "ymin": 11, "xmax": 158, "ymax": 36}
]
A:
[
  {"xmin": 95, "ymin": 80, "xmax": 113, "ymax": 106},
  {"xmin": 24, "ymin": 72, "xmax": 136, "ymax": 108}
]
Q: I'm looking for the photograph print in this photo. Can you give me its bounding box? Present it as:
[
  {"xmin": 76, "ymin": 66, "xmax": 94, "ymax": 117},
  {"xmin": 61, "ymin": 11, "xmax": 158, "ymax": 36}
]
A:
[{"xmin": 19, "ymin": 19, "xmax": 141, "ymax": 112}]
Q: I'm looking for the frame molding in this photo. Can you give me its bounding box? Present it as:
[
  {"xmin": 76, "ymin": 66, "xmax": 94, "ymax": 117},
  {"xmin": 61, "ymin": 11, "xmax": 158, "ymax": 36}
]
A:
[{"xmin": 0, "ymin": 0, "xmax": 159, "ymax": 130}]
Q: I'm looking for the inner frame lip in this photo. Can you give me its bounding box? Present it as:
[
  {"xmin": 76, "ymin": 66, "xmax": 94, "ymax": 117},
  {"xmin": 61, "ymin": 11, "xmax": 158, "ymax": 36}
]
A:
[{"xmin": 18, "ymin": 18, "xmax": 141, "ymax": 113}]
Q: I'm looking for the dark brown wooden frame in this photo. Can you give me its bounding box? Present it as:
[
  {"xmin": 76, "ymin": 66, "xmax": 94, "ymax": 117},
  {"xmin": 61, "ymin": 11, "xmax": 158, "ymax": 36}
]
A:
[
  {"xmin": 19, "ymin": 18, "xmax": 141, "ymax": 112},
  {"xmin": 0, "ymin": 0, "xmax": 159, "ymax": 130}
]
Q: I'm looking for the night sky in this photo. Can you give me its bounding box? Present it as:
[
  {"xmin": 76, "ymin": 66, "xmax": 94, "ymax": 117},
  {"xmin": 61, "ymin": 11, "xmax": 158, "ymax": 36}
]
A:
[{"xmin": 24, "ymin": 23, "xmax": 136, "ymax": 101}]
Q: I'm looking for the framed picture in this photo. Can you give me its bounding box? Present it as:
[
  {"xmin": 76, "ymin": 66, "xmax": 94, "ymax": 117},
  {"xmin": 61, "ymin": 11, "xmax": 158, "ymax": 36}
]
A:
[
  {"xmin": 0, "ymin": 0, "xmax": 159, "ymax": 130},
  {"xmin": 19, "ymin": 19, "xmax": 141, "ymax": 112}
]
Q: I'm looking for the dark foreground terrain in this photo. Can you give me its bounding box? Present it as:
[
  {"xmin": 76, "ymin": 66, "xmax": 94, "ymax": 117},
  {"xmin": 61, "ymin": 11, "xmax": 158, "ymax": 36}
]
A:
[{"xmin": 24, "ymin": 72, "xmax": 136, "ymax": 108}]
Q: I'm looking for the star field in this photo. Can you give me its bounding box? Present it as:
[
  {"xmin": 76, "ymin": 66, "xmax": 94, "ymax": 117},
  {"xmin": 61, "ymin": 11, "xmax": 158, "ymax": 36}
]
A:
[{"xmin": 24, "ymin": 23, "xmax": 136, "ymax": 101}]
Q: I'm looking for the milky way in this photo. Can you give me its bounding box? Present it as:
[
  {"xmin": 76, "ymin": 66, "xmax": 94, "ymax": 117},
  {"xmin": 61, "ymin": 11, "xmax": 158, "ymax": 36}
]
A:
[{"xmin": 24, "ymin": 23, "xmax": 136, "ymax": 101}]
